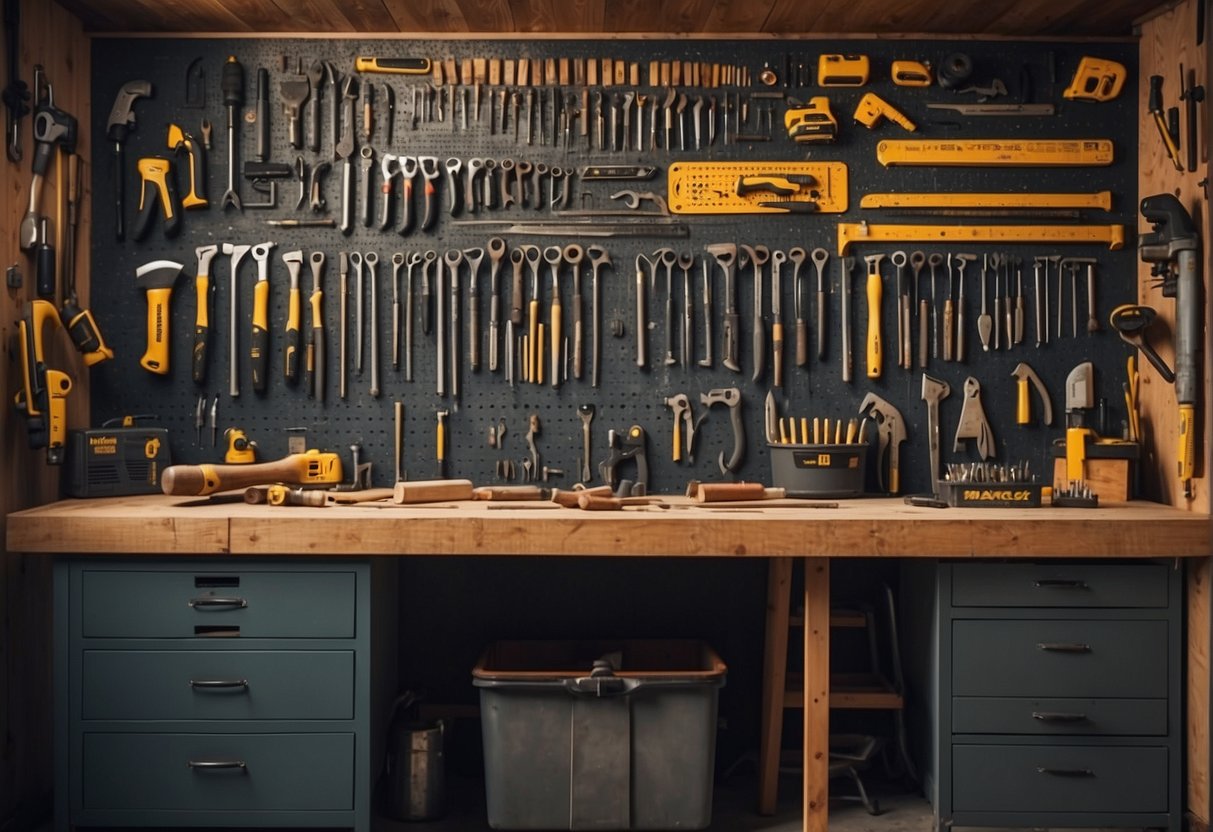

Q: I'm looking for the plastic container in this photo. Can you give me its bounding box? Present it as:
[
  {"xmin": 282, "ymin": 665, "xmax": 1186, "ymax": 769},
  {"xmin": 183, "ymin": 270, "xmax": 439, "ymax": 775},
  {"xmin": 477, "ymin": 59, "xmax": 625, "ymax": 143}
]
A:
[
  {"xmin": 768, "ymin": 442, "xmax": 867, "ymax": 497},
  {"xmin": 472, "ymin": 639, "xmax": 727, "ymax": 830}
]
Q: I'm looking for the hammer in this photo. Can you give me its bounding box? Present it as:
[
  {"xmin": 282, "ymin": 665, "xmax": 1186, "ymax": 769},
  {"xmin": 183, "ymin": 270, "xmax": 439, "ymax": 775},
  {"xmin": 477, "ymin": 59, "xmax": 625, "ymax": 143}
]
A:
[{"xmin": 136, "ymin": 260, "xmax": 184, "ymax": 374}]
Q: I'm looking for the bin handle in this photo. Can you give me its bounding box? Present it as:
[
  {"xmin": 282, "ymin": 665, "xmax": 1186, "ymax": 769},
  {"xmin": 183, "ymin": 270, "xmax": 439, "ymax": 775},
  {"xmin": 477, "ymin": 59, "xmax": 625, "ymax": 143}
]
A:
[{"xmin": 563, "ymin": 675, "xmax": 640, "ymax": 697}]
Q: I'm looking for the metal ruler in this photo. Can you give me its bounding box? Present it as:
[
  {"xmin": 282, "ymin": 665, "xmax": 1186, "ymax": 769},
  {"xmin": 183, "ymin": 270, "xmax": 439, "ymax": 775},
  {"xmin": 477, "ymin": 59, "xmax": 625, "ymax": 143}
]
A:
[
  {"xmin": 876, "ymin": 139, "xmax": 1115, "ymax": 167},
  {"xmin": 836, "ymin": 221, "xmax": 1127, "ymax": 255},
  {"xmin": 860, "ymin": 190, "xmax": 1114, "ymax": 211}
]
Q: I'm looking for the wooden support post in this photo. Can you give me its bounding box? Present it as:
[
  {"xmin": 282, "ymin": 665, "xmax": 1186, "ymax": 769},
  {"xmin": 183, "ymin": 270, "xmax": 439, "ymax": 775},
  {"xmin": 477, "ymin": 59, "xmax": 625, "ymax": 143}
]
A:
[
  {"xmin": 804, "ymin": 557, "xmax": 830, "ymax": 832},
  {"xmin": 758, "ymin": 557, "xmax": 794, "ymax": 815}
]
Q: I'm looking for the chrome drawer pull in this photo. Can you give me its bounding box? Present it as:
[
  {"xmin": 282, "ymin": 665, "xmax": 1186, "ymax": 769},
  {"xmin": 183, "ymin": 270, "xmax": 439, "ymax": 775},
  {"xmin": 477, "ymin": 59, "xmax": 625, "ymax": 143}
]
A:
[
  {"xmin": 1036, "ymin": 642, "xmax": 1092, "ymax": 653},
  {"xmin": 1032, "ymin": 711, "xmax": 1088, "ymax": 722},
  {"xmin": 189, "ymin": 679, "xmax": 249, "ymax": 689},
  {"xmin": 188, "ymin": 597, "xmax": 248, "ymax": 609},
  {"xmin": 1033, "ymin": 579, "xmax": 1089, "ymax": 589},
  {"xmin": 1036, "ymin": 766, "xmax": 1094, "ymax": 777},
  {"xmin": 187, "ymin": 760, "xmax": 248, "ymax": 770}
]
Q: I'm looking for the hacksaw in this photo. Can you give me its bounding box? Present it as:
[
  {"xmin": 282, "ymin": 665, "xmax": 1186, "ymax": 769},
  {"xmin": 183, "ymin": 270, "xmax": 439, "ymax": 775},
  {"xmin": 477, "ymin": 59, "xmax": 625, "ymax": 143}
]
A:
[
  {"xmin": 667, "ymin": 161, "xmax": 848, "ymax": 214},
  {"xmin": 876, "ymin": 139, "xmax": 1114, "ymax": 167},
  {"xmin": 836, "ymin": 221, "xmax": 1126, "ymax": 255},
  {"xmin": 859, "ymin": 191, "xmax": 1114, "ymax": 211}
]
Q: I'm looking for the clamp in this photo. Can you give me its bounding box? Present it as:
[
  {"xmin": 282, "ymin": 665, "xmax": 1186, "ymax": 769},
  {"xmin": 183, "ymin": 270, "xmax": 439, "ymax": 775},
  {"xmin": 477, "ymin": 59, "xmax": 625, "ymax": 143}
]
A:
[
  {"xmin": 858, "ymin": 392, "xmax": 906, "ymax": 494},
  {"xmin": 598, "ymin": 425, "xmax": 649, "ymax": 494}
]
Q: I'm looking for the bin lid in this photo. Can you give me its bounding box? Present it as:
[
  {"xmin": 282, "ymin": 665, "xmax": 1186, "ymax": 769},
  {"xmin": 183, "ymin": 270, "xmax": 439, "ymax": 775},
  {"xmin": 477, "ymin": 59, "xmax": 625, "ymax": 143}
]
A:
[{"xmin": 472, "ymin": 639, "xmax": 726, "ymax": 682}]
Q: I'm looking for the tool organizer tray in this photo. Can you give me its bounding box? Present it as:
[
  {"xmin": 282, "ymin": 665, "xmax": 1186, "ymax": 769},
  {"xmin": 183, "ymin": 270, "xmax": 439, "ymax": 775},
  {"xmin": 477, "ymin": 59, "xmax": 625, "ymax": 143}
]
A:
[{"xmin": 87, "ymin": 36, "xmax": 1139, "ymax": 497}]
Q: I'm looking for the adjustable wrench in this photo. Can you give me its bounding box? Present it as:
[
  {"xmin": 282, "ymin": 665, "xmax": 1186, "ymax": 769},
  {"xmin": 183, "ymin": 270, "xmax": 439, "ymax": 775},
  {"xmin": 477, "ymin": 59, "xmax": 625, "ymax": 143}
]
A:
[
  {"xmin": 359, "ymin": 145, "xmax": 374, "ymax": 226},
  {"xmin": 890, "ymin": 251, "xmax": 908, "ymax": 370},
  {"xmin": 420, "ymin": 249, "xmax": 437, "ymax": 336},
  {"xmin": 249, "ymin": 242, "xmax": 276, "ymax": 395},
  {"xmin": 706, "ymin": 244, "xmax": 740, "ymax": 372},
  {"xmin": 222, "ymin": 243, "xmax": 251, "ymax": 397},
  {"xmin": 679, "ymin": 252, "xmax": 695, "ymax": 368},
  {"xmin": 446, "ymin": 249, "xmax": 462, "ymax": 400},
  {"xmin": 654, "ymin": 247, "xmax": 677, "ymax": 366},
  {"xmin": 544, "ymin": 246, "xmax": 564, "ymax": 387},
  {"xmin": 566, "ymin": 244, "xmax": 586, "ymax": 379},
  {"xmin": 810, "ymin": 247, "xmax": 829, "ymax": 362},
  {"xmin": 488, "ymin": 237, "xmax": 507, "ymax": 372},
  {"xmin": 588, "ymin": 245, "xmax": 611, "ymax": 387},
  {"xmin": 366, "ymin": 251, "xmax": 380, "ymax": 397},
  {"xmin": 464, "ymin": 246, "xmax": 484, "ymax": 371},
  {"xmin": 391, "ymin": 252, "xmax": 404, "ymax": 370},
  {"xmin": 740, "ymin": 244, "xmax": 770, "ymax": 382},
  {"xmin": 404, "ymin": 252, "xmax": 421, "ymax": 381},
  {"xmin": 349, "ymin": 251, "xmax": 364, "ymax": 374}
]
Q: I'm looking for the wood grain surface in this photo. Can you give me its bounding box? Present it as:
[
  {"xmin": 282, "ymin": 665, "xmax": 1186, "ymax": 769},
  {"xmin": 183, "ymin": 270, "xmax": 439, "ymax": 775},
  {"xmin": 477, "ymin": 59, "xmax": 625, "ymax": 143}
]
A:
[
  {"xmin": 54, "ymin": 0, "xmax": 1170, "ymax": 36},
  {"xmin": 7, "ymin": 494, "xmax": 1209, "ymax": 557}
]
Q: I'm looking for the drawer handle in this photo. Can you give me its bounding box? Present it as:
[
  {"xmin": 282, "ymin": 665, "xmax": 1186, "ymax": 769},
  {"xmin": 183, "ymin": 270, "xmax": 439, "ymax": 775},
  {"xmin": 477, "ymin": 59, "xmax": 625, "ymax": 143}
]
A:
[
  {"xmin": 1036, "ymin": 642, "xmax": 1091, "ymax": 653},
  {"xmin": 1036, "ymin": 766, "xmax": 1094, "ymax": 777},
  {"xmin": 1032, "ymin": 711, "xmax": 1088, "ymax": 723},
  {"xmin": 1033, "ymin": 579, "xmax": 1089, "ymax": 590},
  {"xmin": 189, "ymin": 679, "xmax": 249, "ymax": 690},
  {"xmin": 188, "ymin": 597, "xmax": 248, "ymax": 609},
  {"xmin": 187, "ymin": 760, "xmax": 248, "ymax": 770}
]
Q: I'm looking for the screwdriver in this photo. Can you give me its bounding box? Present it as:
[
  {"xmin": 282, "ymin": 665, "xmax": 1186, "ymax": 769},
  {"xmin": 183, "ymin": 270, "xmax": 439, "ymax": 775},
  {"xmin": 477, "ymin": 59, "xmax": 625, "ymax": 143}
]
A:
[{"xmin": 220, "ymin": 55, "xmax": 244, "ymax": 210}]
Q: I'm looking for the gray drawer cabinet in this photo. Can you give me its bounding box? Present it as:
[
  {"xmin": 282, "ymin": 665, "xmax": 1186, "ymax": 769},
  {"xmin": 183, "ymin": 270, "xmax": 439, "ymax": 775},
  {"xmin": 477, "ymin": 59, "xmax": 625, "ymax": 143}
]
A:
[
  {"xmin": 912, "ymin": 561, "xmax": 1182, "ymax": 832},
  {"xmin": 56, "ymin": 559, "xmax": 392, "ymax": 832}
]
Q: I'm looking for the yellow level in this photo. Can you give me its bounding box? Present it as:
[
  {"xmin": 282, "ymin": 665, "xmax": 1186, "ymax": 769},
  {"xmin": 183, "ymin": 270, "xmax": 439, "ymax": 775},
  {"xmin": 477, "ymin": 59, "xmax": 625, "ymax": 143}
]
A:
[
  {"xmin": 860, "ymin": 191, "xmax": 1113, "ymax": 211},
  {"xmin": 836, "ymin": 222, "xmax": 1126, "ymax": 256},
  {"xmin": 876, "ymin": 139, "xmax": 1115, "ymax": 167},
  {"xmin": 668, "ymin": 161, "xmax": 848, "ymax": 214}
]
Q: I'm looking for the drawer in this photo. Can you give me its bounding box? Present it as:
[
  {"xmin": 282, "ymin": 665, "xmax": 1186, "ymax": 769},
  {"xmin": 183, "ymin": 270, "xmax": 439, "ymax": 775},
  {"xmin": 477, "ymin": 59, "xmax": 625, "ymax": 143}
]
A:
[
  {"xmin": 952, "ymin": 697, "xmax": 1167, "ymax": 736},
  {"xmin": 952, "ymin": 744, "xmax": 1168, "ymax": 813},
  {"xmin": 81, "ymin": 650, "xmax": 354, "ymax": 720},
  {"xmin": 952, "ymin": 619, "xmax": 1167, "ymax": 698},
  {"xmin": 82, "ymin": 732, "xmax": 353, "ymax": 810},
  {"xmin": 951, "ymin": 562, "xmax": 1169, "ymax": 608},
  {"xmin": 81, "ymin": 569, "xmax": 356, "ymax": 638}
]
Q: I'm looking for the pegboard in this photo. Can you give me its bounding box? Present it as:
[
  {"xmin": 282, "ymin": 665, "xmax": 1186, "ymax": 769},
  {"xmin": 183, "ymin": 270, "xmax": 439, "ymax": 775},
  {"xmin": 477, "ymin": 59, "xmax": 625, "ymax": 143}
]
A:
[{"xmin": 88, "ymin": 36, "xmax": 1140, "ymax": 497}]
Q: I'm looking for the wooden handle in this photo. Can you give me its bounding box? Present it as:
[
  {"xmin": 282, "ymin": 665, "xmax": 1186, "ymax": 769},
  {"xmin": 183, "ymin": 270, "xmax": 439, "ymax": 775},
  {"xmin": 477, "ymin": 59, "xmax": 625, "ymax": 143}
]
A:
[
  {"xmin": 694, "ymin": 482, "xmax": 785, "ymax": 503},
  {"xmin": 327, "ymin": 487, "xmax": 396, "ymax": 504},
  {"xmin": 473, "ymin": 486, "xmax": 547, "ymax": 501},
  {"xmin": 1017, "ymin": 377, "xmax": 1031, "ymax": 424},
  {"xmin": 551, "ymin": 485, "xmax": 612, "ymax": 507},
  {"xmin": 393, "ymin": 478, "xmax": 474, "ymax": 503},
  {"xmin": 577, "ymin": 494, "xmax": 661, "ymax": 510}
]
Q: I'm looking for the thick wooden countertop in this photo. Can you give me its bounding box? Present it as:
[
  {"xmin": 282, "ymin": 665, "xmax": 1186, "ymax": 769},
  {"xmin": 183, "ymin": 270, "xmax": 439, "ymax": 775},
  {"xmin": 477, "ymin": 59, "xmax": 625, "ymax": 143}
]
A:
[{"xmin": 7, "ymin": 494, "xmax": 1210, "ymax": 558}]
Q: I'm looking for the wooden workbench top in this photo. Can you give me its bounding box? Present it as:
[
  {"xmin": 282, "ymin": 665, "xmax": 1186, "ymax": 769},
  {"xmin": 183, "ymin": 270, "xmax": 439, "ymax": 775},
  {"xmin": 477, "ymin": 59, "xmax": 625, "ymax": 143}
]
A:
[{"xmin": 7, "ymin": 494, "xmax": 1210, "ymax": 558}]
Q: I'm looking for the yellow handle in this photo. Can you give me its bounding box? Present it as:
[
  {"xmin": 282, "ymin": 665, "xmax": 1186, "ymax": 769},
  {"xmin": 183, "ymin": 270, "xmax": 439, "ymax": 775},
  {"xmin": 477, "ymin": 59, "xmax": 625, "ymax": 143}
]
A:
[
  {"xmin": 536, "ymin": 323, "xmax": 545, "ymax": 385},
  {"xmin": 1178, "ymin": 404, "xmax": 1196, "ymax": 484},
  {"xmin": 195, "ymin": 275, "xmax": 209, "ymax": 327},
  {"xmin": 528, "ymin": 299, "xmax": 539, "ymax": 382},
  {"xmin": 309, "ymin": 289, "xmax": 323, "ymax": 328},
  {"xmin": 437, "ymin": 420, "xmax": 446, "ymax": 462},
  {"xmin": 772, "ymin": 322, "xmax": 783, "ymax": 386},
  {"xmin": 1017, "ymin": 377, "xmax": 1030, "ymax": 424},
  {"xmin": 550, "ymin": 299, "xmax": 561, "ymax": 386},
  {"xmin": 141, "ymin": 286, "xmax": 172, "ymax": 374},
  {"xmin": 252, "ymin": 280, "xmax": 269, "ymax": 330},
  {"xmin": 1065, "ymin": 426, "xmax": 1090, "ymax": 482},
  {"xmin": 801, "ymin": 418, "xmax": 810, "ymax": 445},
  {"xmin": 287, "ymin": 287, "xmax": 301, "ymax": 333},
  {"xmin": 672, "ymin": 413, "xmax": 682, "ymax": 461},
  {"xmin": 866, "ymin": 270, "xmax": 882, "ymax": 378}
]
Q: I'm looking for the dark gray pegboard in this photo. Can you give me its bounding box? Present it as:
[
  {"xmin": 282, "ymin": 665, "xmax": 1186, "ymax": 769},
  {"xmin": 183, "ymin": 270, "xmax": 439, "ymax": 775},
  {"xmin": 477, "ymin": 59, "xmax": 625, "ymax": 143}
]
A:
[{"xmin": 89, "ymin": 37, "xmax": 1139, "ymax": 496}]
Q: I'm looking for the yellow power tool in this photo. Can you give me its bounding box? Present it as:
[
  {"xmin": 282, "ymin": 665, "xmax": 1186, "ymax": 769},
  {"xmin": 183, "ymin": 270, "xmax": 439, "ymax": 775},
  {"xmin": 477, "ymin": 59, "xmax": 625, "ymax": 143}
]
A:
[{"xmin": 14, "ymin": 299, "xmax": 73, "ymax": 465}]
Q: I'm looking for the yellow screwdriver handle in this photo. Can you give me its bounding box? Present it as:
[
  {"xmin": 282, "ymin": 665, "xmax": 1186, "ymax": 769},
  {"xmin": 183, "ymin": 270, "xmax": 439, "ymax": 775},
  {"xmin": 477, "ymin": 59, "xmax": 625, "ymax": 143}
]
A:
[
  {"xmin": 550, "ymin": 298, "xmax": 561, "ymax": 388},
  {"xmin": 1016, "ymin": 377, "xmax": 1031, "ymax": 424},
  {"xmin": 672, "ymin": 413, "xmax": 682, "ymax": 461},
  {"xmin": 1178, "ymin": 404, "xmax": 1196, "ymax": 484},
  {"xmin": 528, "ymin": 298, "xmax": 539, "ymax": 382},
  {"xmin": 141, "ymin": 286, "xmax": 172, "ymax": 374},
  {"xmin": 866, "ymin": 269, "xmax": 882, "ymax": 378},
  {"xmin": 285, "ymin": 287, "xmax": 301, "ymax": 380}
]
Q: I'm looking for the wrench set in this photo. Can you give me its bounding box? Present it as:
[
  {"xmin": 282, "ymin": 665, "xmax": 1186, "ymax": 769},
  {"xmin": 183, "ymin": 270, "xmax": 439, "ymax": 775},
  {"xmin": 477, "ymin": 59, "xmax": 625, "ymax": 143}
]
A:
[{"xmin": 81, "ymin": 36, "xmax": 1143, "ymax": 499}]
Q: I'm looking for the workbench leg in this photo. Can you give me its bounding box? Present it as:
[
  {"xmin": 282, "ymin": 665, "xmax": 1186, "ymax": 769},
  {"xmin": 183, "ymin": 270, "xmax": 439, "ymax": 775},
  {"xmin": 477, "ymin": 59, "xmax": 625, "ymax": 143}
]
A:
[
  {"xmin": 758, "ymin": 557, "xmax": 794, "ymax": 814},
  {"xmin": 804, "ymin": 557, "xmax": 830, "ymax": 832}
]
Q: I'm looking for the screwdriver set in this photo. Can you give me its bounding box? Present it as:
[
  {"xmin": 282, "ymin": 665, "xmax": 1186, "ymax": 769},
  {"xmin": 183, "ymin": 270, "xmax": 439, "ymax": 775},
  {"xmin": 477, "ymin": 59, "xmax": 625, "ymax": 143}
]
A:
[{"xmin": 59, "ymin": 34, "xmax": 1153, "ymax": 498}]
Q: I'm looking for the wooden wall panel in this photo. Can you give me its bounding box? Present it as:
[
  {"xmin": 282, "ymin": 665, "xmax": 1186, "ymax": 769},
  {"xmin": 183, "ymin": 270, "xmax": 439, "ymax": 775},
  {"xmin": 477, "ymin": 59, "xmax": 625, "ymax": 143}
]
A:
[
  {"xmin": 1139, "ymin": 1, "xmax": 1213, "ymax": 826},
  {"xmin": 53, "ymin": 0, "xmax": 1171, "ymax": 35},
  {"xmin": 1, "ymin": 2, "xmax": 91, "ymax": 826}
]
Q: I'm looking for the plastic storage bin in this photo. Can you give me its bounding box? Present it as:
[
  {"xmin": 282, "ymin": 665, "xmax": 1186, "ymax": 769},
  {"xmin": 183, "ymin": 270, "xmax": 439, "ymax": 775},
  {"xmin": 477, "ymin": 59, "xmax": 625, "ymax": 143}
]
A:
[{"xmin": 472, "ymin": 639, "xmax": 727, "ymax": 830}]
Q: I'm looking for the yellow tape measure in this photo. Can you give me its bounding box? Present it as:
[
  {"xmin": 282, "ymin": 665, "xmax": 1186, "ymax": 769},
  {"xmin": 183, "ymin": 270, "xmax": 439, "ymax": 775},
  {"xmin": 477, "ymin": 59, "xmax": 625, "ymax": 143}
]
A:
[{"xmin": 876, "ymin": 139, "xmax": 1115, "ymax": 167}]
